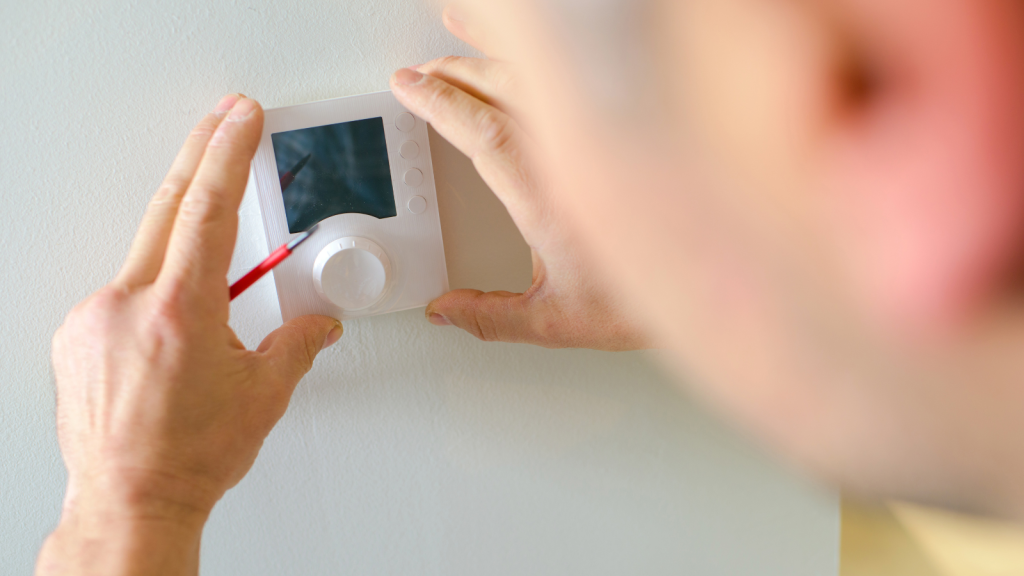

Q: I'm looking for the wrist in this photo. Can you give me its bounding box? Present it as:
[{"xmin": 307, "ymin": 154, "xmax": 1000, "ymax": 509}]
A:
[
  {"xmin": 36, "ymin": 473, "xmax": 212, "ymax": 576},
  {"xmin": 39, "ymin": 513, "xmax": 204, "ymax": 576},
  {"xmin": 63, "ymin": 467, "xmax": 219, "ymax": 530}
]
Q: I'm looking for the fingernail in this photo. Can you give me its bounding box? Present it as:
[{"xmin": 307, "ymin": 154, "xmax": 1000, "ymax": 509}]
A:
[
  {"xmin": 226, "ymin": 98, "xmax": 258, "ymax": 122},
  {"xmin": 214, "ymin": 94, "xmax": 241, "ymax": 114},
  {"xmin": 428, "ymin": 313, "xmax": 452, "ymax": 326},
  {"xmin": 393, "ymin": 68, "xmax": 425, "ymax": 86},
  {"xmin": 322, "ymin": 323, "xmax": 344, "ymax": 349},
  {"xmin": 445, "ymin": 4, "xmax": 465, "ymax": 22}
]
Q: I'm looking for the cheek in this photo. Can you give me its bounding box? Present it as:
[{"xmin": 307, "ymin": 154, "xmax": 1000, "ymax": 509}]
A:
[
  {"xmin": 825, "ymin": 0, "xmax": 1024, "ymax": 337},
  {"xmin": 829, "ymin": 112, "xmax": 1024, "ymax": 338},
  {"xmin": 657, "ymin": 0, "xmax": 838, "ymax": 195},
  {"xmin": 507, "ymin": 0, "xmax": 846, "ymax": 348}
]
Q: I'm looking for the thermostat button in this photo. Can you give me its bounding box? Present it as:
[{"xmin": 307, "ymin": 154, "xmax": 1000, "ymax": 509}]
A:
[
  {"xmin": 407, "ymin": 196, "xmax": 428, "ymax": 215},
  {"xmin": 400, "ymin": 141, "xmax": 420, "ymax": 160},
  {"xmin": 395, "ymin": 113, "xmax": 416, "ymax": 133},
  {"xmin": 404, "ymin": 168, "xmax": 424, "ymax": 187},
  {"xmin": 312, "ymin": 238, "xmax": 392, "ymax": 311}
]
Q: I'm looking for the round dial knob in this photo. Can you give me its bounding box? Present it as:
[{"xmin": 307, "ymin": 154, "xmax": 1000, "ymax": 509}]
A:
[{"xmin": 312, "ymin": 237, "xmax": 392, "ymax": 311}]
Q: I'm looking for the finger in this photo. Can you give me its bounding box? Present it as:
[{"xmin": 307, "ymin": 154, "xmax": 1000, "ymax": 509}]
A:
[
  {"xmin": 416, "ymin": 57, "xmax": 521, "ymax": 118},
  {"xmin": 156, "ymin": 98, "xmax": 264, "ymax": 297},
  {"xmin": 390, "ymin": 69, "xmax": 545, "ymax": 230},
  {"xmin": 257, "ymin": 315, "xmax": 343, "ymax": 388},
  {"xmin": 116, "ymin": 94, "xmax": 242, "ymax": 287},
  {"xmin": 443, "ymin": 4, "xmax": 501, "ymax": 58},
  {"xmin": 426, "ymin": 289, "xmax": 556, "ymax": 346},
  {"xmin": 428, "ymin": 289, "xmax": 650, "ymax": 351}
]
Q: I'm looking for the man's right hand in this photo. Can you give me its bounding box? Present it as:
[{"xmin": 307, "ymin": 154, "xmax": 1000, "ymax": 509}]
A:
[
  {"xmin": 37, "ymin": 95, "xmax": 342, "ymax": 576},
  {"xmin": 390, "ymin": 10, "xmax": 649, "ymax": 352}
]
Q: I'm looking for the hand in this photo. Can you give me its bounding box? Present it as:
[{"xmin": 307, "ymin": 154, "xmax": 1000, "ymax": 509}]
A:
[
  {"xmin": 390, "ymin": 11, "xmax": 649, "ymax": 351},
  {"xmin": 37, "ymin": 95, "xmax": 343, "ymax": 576}
]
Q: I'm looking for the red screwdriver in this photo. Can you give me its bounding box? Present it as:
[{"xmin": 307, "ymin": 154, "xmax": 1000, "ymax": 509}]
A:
[{"xmin": 229, "ymin": 223, "xmax": 320, "ymax": 301}]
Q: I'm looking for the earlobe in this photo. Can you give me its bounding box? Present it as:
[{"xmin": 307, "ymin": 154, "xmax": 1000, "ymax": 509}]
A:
[{"xmin": 824, "ymin": 0, "xmax": 1024, "ymax": 336}]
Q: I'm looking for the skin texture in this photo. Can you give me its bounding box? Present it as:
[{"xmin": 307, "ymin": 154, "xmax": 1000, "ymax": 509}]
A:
[
  {"xmin": 37, "ymin": 55, "xmax": 645, "ymax": 575},
  {"xmin": 390, "ymin": 60, "xmax": 649, "ymax": 350},
  {"xmin": 441, "ymin": 0, "xmax": 1024, "ymax": 516},
  {"xmin": 37, "ymin": 96, "xmax": 342, "ymax": 576},
  {"xmin": 36, "ymin": 0, "xmax": 1024, "ymax": 573}
]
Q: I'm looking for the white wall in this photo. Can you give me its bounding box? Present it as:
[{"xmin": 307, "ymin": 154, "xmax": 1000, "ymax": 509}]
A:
[{"xmin": 0, "ymin": 1, "xmax": 839, "ymax": 574}]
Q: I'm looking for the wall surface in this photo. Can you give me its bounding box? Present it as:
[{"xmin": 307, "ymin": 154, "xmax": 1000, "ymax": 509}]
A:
[{"xmin": 0, "ymin": 1, "xmax": 839, "ymax": 574}]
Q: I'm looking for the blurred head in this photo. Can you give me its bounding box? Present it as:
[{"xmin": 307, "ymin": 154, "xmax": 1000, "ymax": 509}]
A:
[{"xmin": 455, "ymin": 0, "xmax": 1024, "ymax": 516}]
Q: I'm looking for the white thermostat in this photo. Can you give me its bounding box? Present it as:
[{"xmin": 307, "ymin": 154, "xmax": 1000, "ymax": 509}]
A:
[{"xmin": 251, "ymin": 91, "xmax": 449, "ymax": 322}]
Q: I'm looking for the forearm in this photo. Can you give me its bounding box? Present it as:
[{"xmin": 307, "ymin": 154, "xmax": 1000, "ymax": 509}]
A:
[{"xmin": 35, "ymin": 487, "xmax": 208, "ymax": 576}]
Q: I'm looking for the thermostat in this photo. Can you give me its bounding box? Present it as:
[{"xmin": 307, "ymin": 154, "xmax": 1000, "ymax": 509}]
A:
[{"xmin": 250, "ymin": 91, "xmax": 449, "ymax": 322}]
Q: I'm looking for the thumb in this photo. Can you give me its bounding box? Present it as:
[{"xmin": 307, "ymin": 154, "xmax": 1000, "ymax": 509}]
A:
[
  {"xmin": 257, "ymin": 315, "xmax": 343, "ymax": 383},
  {"xmin": 426, "ymin": 289, "xmax": 548, "ymax": 346}
]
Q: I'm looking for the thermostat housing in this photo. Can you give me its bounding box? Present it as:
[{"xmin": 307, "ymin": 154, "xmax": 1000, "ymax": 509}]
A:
[{"xmin": 251, "ymin": 91, "xmax": 449, "ymax": 322}]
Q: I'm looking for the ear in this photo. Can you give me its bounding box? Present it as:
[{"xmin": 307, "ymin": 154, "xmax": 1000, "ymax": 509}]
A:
[{"xmin": 826, "ymin": 0, "xmax": 1024, "ymax": 336}]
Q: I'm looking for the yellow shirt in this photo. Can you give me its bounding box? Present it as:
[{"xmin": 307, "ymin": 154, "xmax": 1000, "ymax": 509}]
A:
[{"xmin": 842, "ymin": 500, "xmax": 1024, "ymax": 576}]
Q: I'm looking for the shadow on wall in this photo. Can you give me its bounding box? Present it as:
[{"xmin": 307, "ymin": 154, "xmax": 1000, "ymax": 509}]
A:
[{"xmin": 429, "ymin": 126, "xmax": 534, "ymax": 295}]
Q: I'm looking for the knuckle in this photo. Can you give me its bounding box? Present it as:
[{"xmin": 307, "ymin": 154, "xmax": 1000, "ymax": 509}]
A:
[
  {"xmin": 421, "ymin": 77, "xmax": 456, "ymax": 110},
  {"xmin": 149, "ymin": 280, "xmax": 192, "ymax": 325},
  {"xmin": 142, "ymin": 295, "xmax": 193, "ymax": 360},
  {"xmin": 187, "ymin": 120, "xmax": 219, "ymax": 142},
  {"xmin": 300, "ymin": 332, "xmax": 320, "ymax": 372},
  {"xmin": 469, "ymin": 309, "xmax": 501, "ymax": 343},
  {"xmin": 473, "ymin": 108, "xmax": 516, "ymax": 156},
  {"xmin": 433, "ymin": 55, "xmax": 465, "ymax": 72},
  {"xmin": 176, "ymin": 187, "xmax": 231, "ymax": 225},
  {"xmin": 149, "ymin": 181, "xmax": 187, "ymax": 212},
  {"xmin": 60, "ymin": 285, "xmax": 129, "ymax": 338},
  {"xmin": 154, "ymin": 279, "xmax": 191, "ymax": 312},
  {"xmin": 264, "ymin": 323, "xmax": 319, "ymax": 379},
  {"xmin": 138, "ymin": 314, "xmax": 178, "ymax": 362},
  {"xmin": 206, "ymin": 128, "xmax": 235, "ymax": 149},
  {"xmin": 285, "ymin": 321, "xmax": 320, "ymax": 374},
  {"xmin": 206, "ymin": 117, "xmax": 250, "ymax": 150},
  {"xmin": 85, "ymin": 285, "xmax": 130, "ymax": 317}
]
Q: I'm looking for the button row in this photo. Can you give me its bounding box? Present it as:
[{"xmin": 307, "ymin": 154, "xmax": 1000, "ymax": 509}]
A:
[
  {"xmin": 396, "ymin": 112, "xmax": 416, "ymax": 133},
  {"xmin": 400, "ymin": 140, "xmax": 419, "ymax": 160},
  {"xmin": 396, "ymin": 113, "xmax": 428, "ymax": 215}
]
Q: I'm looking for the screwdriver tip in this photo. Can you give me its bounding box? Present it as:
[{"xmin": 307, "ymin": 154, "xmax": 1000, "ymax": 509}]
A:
[{"xmin": 286, "ymin": 223, "xmax": 320, "ymax": 250}]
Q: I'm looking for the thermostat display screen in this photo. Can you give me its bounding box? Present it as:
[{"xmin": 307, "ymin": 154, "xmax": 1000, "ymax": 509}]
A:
[{"xmin": 272, "ymin": 117, "xmax": 397, "ymax": 233}]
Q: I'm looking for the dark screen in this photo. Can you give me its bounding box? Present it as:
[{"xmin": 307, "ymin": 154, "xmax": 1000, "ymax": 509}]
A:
[{"xmin": 272, "ymin": 117, "xmax": 397, "ymax": 233}]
